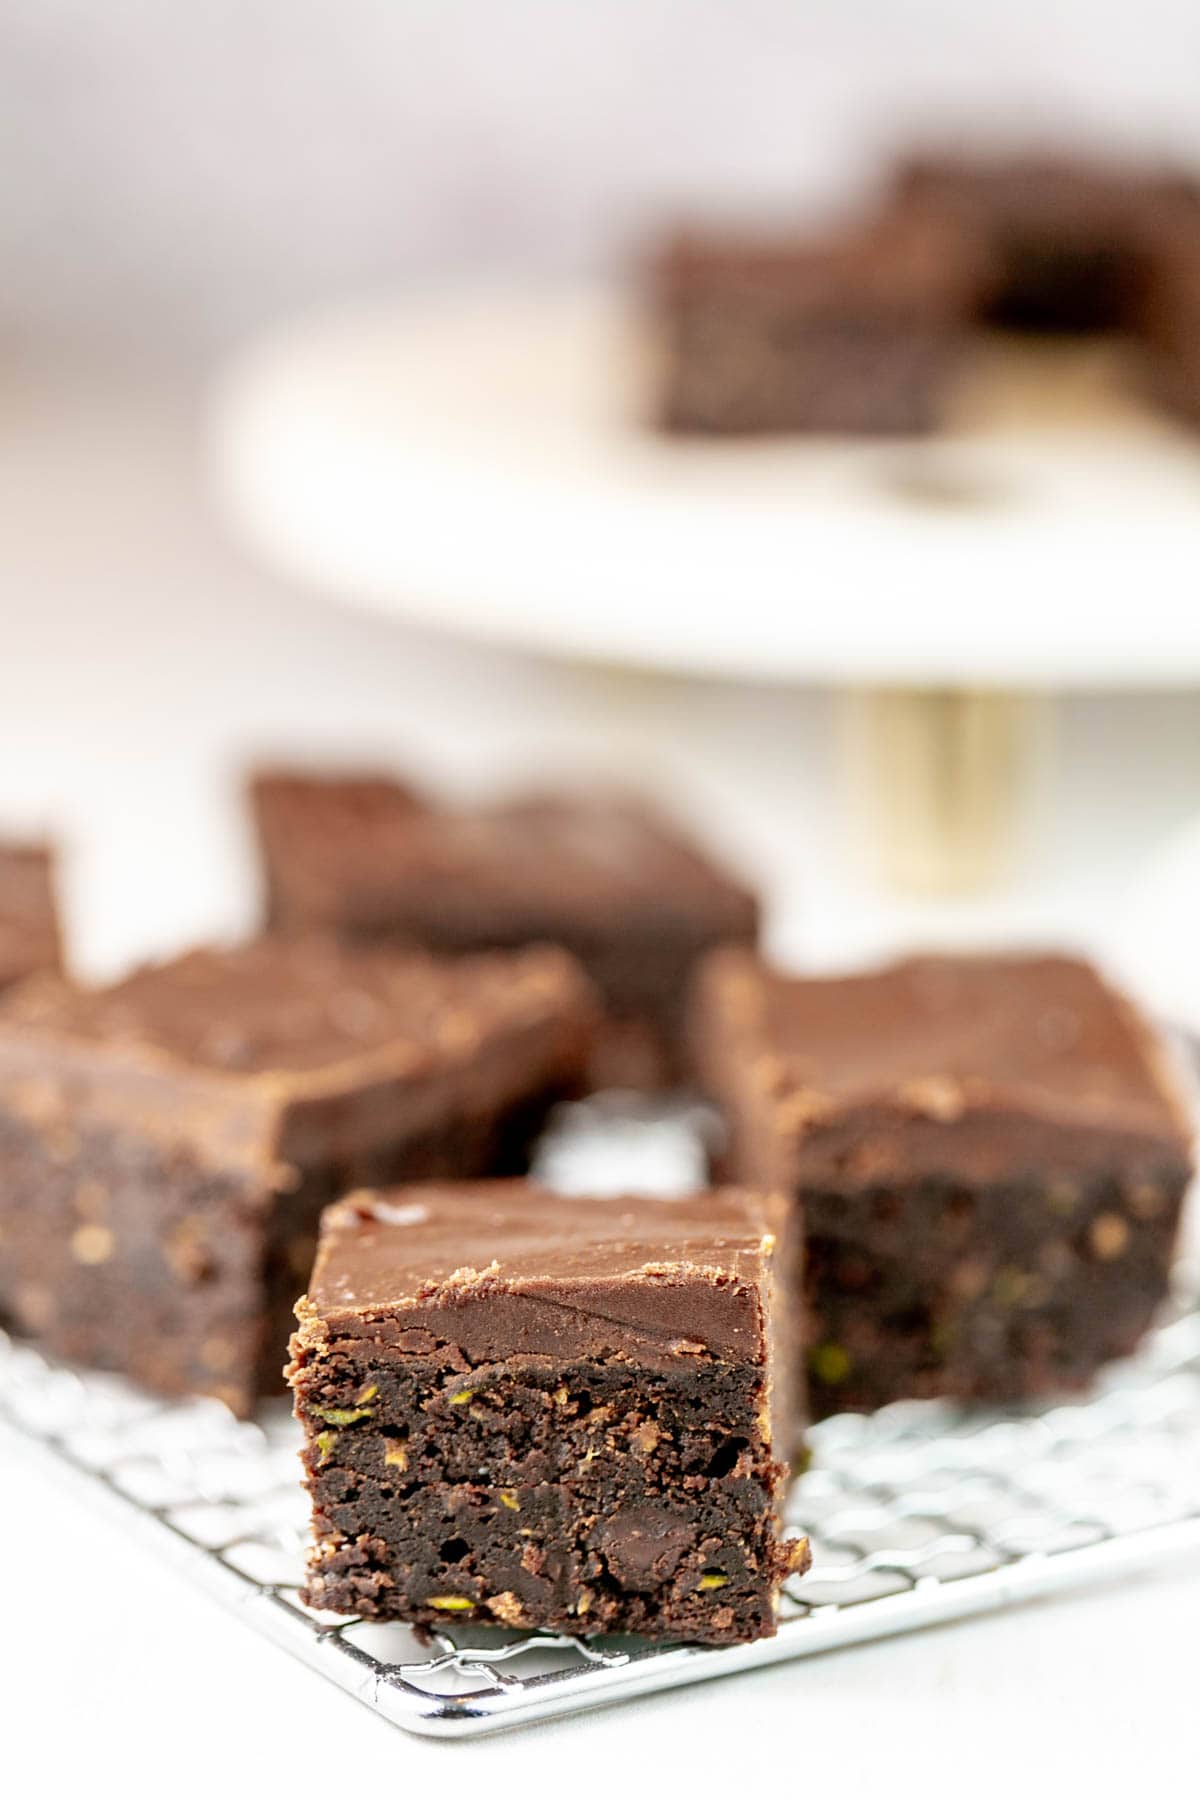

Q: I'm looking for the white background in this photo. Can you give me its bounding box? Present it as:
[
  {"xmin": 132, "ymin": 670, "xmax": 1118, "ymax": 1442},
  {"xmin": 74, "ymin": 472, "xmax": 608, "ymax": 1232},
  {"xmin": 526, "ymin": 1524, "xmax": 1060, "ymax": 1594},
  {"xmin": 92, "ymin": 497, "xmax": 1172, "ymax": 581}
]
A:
[{"xmin": 3, "ymin": 1, "xmax": 1200, "ymax": 357}]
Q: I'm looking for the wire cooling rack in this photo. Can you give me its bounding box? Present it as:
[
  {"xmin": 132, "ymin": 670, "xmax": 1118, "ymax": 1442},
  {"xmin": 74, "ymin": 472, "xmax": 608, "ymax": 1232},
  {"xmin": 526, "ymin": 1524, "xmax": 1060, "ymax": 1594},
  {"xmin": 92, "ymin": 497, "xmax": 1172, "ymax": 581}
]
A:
[
  {"xmin": 2, "ymin": 1095, "xmax": 1199, "ymax": 1739},
  {"xmin": 3, "ymin": 1304, "xmax": 1198, "ymax": 1737}
]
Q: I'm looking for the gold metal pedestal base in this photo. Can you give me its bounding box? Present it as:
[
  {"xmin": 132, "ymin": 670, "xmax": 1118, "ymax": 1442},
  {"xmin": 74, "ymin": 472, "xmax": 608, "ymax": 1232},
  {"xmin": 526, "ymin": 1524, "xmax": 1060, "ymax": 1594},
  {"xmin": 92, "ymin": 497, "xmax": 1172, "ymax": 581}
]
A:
[{"xmin": 845, "ymin": 688, "xmax": 1047, "ymax": 893}]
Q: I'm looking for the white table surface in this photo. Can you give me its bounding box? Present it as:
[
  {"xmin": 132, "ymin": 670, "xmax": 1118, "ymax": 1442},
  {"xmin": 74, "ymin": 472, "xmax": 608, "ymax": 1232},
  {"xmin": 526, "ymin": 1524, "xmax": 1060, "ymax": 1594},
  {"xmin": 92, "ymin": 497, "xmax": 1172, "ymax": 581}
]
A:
[{"xmin": 2, "ymin": 358, "xmax": 1199, "ymax": 1797}]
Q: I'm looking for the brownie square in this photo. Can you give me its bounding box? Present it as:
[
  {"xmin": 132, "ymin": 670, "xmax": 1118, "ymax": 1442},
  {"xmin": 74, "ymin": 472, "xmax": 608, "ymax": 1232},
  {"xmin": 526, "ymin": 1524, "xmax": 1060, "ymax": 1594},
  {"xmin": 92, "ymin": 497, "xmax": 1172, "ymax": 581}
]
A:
[
  {"xmin": 889, "ymin": 153, "xmax": 1191, "ymax": 334},
  {"xmin": 0, "ymin": 841, "xmax": 61, "ymax": 991},
  {"xmin": 249, "ymin": 772, "xmax": 759, "ymax": 1089},
  {"xmin": 0, "ymin": 938, "xmax": 594, "ymax": 1414},
  {"xmin": 692, "ymin": 951, "xmax": 1193, "ymax": 1416},
  {"xmin": 289, "ymin": 1182, "xmax": 808, "ymax": 1643},
  {"xmin": 648, "ymin": 209, "xmax": 975, "ymax": 436}
]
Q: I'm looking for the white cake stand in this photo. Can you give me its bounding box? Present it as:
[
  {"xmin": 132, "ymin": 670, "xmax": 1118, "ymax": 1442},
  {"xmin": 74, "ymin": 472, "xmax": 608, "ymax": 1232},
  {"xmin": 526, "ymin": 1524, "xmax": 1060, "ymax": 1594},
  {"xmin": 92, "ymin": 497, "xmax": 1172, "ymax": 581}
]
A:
[
  {"xmin": 208, "ymin": 287, "xmax": 1200, "ymax": 885},
  {"xmin": 210, "ymin": 285, "xmax": 1200, "ymax": 686}
]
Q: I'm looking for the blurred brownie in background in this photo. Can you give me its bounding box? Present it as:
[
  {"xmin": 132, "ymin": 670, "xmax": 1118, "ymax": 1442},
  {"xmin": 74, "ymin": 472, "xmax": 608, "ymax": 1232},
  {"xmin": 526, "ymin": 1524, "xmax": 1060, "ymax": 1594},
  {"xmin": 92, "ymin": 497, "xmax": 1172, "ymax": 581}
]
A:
[
  {"xmin": 648, "ymin": 208, "xmax": 977, "ymax": 435},
  {"xmin": 0, "ymin": 841, "xmax": 61, "ymax": 991},
  {"xmin": 0, "ymin": 936, "xmax": 594, "ymax": 1414},
  {"xmin": 1139, "ymin": 218, "xmax": 1200, "ymax": 425},
  {"xmin": 251, "ymin": 768, "xmax": 429, "ymax": 930},
  {"xmin": 250, "ymin": 770, "xmax": 759, "ymax": 1089},
  {"xmin": 888, "ymin": 153, "xmax": 1182, "ymax": 334},
  {"xmin": 692, "ymin": 950, "xmax": 1193, "ymax": 1417},
  {"xmin": 649, "ymin": 150, "xmax": 1200, "ymax": 439}
]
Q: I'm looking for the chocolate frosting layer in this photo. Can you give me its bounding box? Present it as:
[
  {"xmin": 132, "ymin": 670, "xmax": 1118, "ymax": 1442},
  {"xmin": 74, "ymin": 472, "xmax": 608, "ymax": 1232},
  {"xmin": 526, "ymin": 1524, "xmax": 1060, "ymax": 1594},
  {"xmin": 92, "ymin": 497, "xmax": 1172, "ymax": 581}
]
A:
[
  {"xmin": 302, "ymin": 1181, "xmax": 780, "ymax": 1364},
  {"xmin": 0, "ymin": 940, "xmax": 595, "ymax": 1174},
  {"xmin": 0, "ymin": 937, "xmax": 589, "ymax": 1079},
  {"xmin": 695, "ymin": 950, "xmax": 1194, "ymax": 1187}
]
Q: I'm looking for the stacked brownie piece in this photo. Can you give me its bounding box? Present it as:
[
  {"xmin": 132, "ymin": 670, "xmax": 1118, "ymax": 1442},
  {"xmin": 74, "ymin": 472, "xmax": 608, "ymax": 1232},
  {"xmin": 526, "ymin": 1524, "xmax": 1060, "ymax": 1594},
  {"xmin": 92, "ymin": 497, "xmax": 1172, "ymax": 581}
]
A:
[
  {"xmin": 0, "ymin": 937, "xmax": 595, "ymax": 1414},
  {"xmin": 651, "ymin": 149, "xmax": 1200, "ymax": 436},
  {"xmin": 289, "ymin": 1181, "xmax": 807, "ymax": 1643},
  {"xmin": 692, "ymin": 950, "xmax": 1193, "ymax": 1416},
  {"xmin": 250, "ymin": 769, "xmax": 759, "ymax": 1089}
]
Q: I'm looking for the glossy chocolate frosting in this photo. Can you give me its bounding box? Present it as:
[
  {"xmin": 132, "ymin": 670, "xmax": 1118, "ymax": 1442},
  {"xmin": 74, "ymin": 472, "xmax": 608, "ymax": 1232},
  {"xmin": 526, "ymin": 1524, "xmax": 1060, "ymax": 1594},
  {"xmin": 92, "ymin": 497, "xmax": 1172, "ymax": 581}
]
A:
[
  {"xmin": 695, "ymin": 950, "xmax": 1194, "ymax": 1187},
  {"xmin": 0, "ymin": 940, "xmax": 595, "ymax": 1174},
  {"xmin": 0, "ymin": 937, "xmax": 589, "ymax": 1078},
  {"xmin": 302, "ymin": 1181, "xmax": 783, "ymax": 1365}
]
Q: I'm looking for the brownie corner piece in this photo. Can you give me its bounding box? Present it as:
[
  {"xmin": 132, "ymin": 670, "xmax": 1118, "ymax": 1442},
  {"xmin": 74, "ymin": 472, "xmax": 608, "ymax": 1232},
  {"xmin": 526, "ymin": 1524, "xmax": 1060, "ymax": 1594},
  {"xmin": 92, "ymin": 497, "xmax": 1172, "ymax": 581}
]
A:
[
  {"xmin": 0, "ymin": 938, "xmax": 596, "ymax": 1414},
  {"xmin": 289, "ymin": 1182, "xmax": 807, "ymax": 1644},
  {"xmin": 692, "ymin": 947, "xmax": 1193, "ymax": 1415}
]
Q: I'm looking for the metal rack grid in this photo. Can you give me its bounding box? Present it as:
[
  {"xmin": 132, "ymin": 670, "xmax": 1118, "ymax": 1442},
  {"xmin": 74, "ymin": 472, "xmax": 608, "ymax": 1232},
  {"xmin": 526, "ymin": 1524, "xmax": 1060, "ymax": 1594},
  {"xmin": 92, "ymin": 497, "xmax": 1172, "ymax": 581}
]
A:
[{"xmin": 4, "ymin": 1303, "xmax": 1198, "ymax": 1739}]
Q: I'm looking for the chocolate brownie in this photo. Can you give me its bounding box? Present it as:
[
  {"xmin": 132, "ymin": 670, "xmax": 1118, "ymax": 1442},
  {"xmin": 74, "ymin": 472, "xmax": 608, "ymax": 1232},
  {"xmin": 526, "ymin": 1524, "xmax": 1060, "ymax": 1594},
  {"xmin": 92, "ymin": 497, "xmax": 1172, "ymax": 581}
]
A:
[
  {"xmin": 289, "ymin": 1182, "xmax": 808, "ymax": 1643},
  {"xmin": 1139, "ymin": 210, "xmax": 1200, "ymax": 425},
  {"xmin": 890, "ymin": 153, "xmax": 1196, "ymax": 334},
  {"xmin": 0, "ymin": 938, "xmax": 594, "ymax": 1414},
  {"xmin": 250, "ymin": 769, "xmax": 428, "ymax": 931},
  {"xmin": 0, "ymin": 841, "xmax": 60, "ymax": 991},
  {"xmin": 250, "ymin": 772, "xmax": 759, "ymax": 1089},
  {"xmin": 649, "ymin": 208, "xmax": 976, "ymax": 435},
  {"xmin": 692, "ymin": 950, "xmax": 1193, "ymax": 1416}
]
